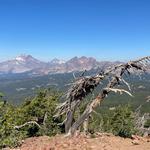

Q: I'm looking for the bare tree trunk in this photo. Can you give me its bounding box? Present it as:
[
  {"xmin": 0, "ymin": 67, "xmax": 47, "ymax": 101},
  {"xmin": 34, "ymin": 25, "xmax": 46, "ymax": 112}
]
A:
[
  {"xmin": 65, "ymin": 100, "xmax": 80, "ymax": 133},
  {"xmin": 67, "ymin": 95, "xmax": 104, "ymax": 136},
  {"xmin": 65, "ymin": 110, "xmax": 73, "ymax": 133},
  {"xmin": 67, "ymin": 79, "xmax": 133, "ymax": 136}
]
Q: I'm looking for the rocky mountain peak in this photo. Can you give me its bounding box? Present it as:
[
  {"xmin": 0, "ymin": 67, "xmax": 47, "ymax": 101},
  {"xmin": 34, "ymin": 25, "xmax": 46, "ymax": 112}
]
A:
[
  {"xmin": 15, "ymin": 55, "xmax": 37, "ymax": 62},
  {"xmin": 50, "ymin": 58, "xmax": 66, "ymax": 65},
  {"xmin": 0, "ymin": 55, "xmax": 123, "ymax": 75}
]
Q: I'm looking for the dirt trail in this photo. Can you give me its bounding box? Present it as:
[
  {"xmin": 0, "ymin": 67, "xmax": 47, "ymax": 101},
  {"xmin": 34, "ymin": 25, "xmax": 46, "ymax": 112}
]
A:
[{"xmin": 12, "ymin": 133, "xmax": 150, "ymax": 150}]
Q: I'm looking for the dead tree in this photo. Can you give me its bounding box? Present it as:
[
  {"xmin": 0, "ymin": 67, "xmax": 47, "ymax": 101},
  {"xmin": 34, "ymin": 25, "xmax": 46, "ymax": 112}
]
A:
[
  {"xmin": 54, "ymin": 56, "xmax": 150, "ymax": 136},
  {"xmin": 134, "ymin": 96, "xmax": 150, "ymax": 136}
]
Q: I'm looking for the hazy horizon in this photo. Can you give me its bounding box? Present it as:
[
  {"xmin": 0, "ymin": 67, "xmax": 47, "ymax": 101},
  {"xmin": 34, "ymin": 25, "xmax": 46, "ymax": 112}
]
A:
[
  {"xmin": 0, "ymin": 53, "xmax": 147, "ymax": 63},
  {"xmin": 0, "ymin": 0, "xmax": 150, "ymax": 61}
]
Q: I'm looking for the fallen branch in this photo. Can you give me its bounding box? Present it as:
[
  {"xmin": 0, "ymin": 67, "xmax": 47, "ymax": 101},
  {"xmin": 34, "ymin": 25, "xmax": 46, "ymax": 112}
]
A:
[
  {"xmin": 104, "ymin": 88, "xmax": 133, "ymax": 97},
  {"xmin": 14, "ymin": 121, "xmax": 41, "ymax": 129}
]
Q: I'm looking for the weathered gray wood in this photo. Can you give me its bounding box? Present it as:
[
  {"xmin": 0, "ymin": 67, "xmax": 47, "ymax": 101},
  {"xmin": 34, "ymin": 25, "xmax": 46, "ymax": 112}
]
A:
[{"xmin": 55, "ymin": 56, "xmax": 150, "ymax": 136}]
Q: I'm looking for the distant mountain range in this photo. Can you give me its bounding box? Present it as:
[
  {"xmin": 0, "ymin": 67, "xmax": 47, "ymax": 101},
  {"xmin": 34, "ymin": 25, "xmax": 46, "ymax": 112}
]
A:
[
  {"xmin": 0, "ymin": 55, "xmax": 150, "ymax": 108},
  {"xmin": 0, "ymin": 54, "xmax": 124, "ymax": 75}
]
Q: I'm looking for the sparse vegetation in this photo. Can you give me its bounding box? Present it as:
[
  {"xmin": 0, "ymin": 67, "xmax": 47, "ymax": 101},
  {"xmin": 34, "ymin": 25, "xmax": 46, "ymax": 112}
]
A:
[
  {"xmin": 0, "ymin": 89, "xmax": 62, "ymax": 148},
  {"xmin": 0, "ymin": 56, "xmax": 150, "ymax": 148},
  {"xmin": 87, "ymin": 105, "xmax": 136, "ymax": 138}
]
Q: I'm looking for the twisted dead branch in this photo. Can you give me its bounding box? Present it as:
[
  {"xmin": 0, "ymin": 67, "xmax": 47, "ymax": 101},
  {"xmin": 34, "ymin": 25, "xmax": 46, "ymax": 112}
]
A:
[
  {"xmin": 55, "ymin": 56, "xmax": 150, "ymax": 136},
  {"xmin": 14, "ymin": 121, "xmax": 41, "ymax": 129},
  {"xmin": 134, "ymin": 96, "xmax": 150, "ymax": 136}
]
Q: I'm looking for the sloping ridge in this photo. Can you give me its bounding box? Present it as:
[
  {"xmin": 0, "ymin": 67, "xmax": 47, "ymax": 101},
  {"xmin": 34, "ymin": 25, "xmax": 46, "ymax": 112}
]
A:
[{"xmin": 13, "ymin": 133, "xmax": 150, "ymax": 150}]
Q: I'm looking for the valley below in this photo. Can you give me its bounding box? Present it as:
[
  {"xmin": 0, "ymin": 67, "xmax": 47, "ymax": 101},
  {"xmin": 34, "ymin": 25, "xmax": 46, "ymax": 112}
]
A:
[{"xmin": 0, "ymin": 70, "xmax": 150, "ymax": 113}]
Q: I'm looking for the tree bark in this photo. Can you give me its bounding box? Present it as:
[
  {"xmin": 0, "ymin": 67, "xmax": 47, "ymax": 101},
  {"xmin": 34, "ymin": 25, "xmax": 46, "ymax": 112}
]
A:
[
  {"xmin": 67, "ymin": 94, "xmax": 104, "ymax": 136},
  {"xmin": 65, "ymin": 100, "xmax": 80, "ymax": 133}
]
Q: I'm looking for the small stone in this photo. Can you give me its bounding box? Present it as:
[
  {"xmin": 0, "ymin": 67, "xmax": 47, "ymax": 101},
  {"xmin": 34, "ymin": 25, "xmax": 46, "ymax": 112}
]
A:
[{"xmin": 132, "ymin": 140, "xmax": 140, "ymax": 145}]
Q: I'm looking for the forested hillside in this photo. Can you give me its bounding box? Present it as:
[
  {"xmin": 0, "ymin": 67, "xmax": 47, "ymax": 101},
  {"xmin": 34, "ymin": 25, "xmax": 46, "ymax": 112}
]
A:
[{"xmin": 0, "ymin": 72, "xmax": 150, "ymax": 113}]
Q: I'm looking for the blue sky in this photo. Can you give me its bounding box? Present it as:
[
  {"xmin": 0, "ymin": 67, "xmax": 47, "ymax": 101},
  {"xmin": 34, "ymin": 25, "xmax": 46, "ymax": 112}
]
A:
[{"xmin": 0, "ymin": 0, "xmax": 150, "ymax": 61}]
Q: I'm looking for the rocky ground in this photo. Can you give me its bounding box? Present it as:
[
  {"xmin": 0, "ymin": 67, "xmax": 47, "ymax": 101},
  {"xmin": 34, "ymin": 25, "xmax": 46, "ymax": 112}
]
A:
[{"xmin": 11, "ymin": 133, "xmax": 150, "ymax": 150}]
